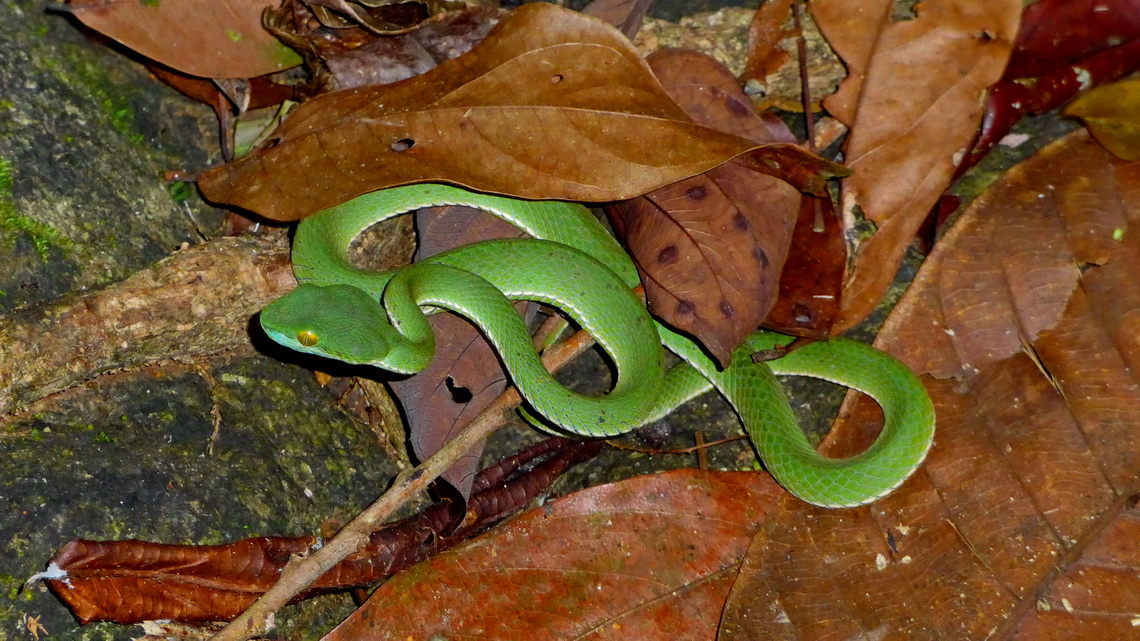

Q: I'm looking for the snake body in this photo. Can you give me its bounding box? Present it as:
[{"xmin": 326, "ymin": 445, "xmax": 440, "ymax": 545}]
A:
[{"xmin": 260, "ymin": 184, "xmax": 935, "ymax": 507}]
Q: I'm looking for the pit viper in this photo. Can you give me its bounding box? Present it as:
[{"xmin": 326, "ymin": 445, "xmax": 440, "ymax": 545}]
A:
[{"xmin": 260, "ymin": 184, "xmax": 935, "ymax": 507}]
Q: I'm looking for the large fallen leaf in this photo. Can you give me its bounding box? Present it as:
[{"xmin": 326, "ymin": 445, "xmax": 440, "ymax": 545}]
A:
[
  {"xmin": 66, "ymin": 0, "xmax": 302, "ymax": 79},
  {"xmin": 197, "ymin": 3, "xmax": 844, "ymax": 222},
  {"xmin": 323, "ymin": 470, "xmax": 783, "ymax": 641},
  {"xmin": 811, "ymin": 0, "xmax": 1021, "ymax": 331},
  {"xmin": 721, "ymin": 131, "xmax": 1140, "ymax": 639},
  {"xmin": 607, "ymin": 49, "xmax": 800, "ymax": 367}
]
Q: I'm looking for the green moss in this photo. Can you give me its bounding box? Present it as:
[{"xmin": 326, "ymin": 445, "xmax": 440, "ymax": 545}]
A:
[
  {"xmin": 0, "ymin": 157, "xmax": 72, "ymax": 261},
  {"xmin": 46, "ymin": 50, "xmax": 148, "ymax": 147}
]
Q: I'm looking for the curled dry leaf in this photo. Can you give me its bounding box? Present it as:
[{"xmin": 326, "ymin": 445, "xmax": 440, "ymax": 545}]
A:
[
  {"xmin": 721, "ymin": 131, "xmax": 1140, "ymax": 640},
  {"xmin": 197, "ymin": 3, "xmax": 845, "ymax": 222},
  {"xmin": 323, "ymin": 470, "xmax": 784, "ymax": 641},
  {"xmin": 265, "ymin": 2, "xmax": 503, "ymax": 94},
  {"xmin": 65, "ymin": 0, "xmax": 302, "ymax": 79},
  {"xmin": 607, "ymin": 49, "xmax": 801, "ymax": 366},
  {"xmin": 811, "ymin": 0, "xmax": 1021, "ymax": 331}
]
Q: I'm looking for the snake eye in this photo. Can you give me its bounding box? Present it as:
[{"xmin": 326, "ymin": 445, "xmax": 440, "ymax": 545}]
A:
[{"xmin": 297, "ymin": 330, "xmax": 319, "ymax": 347}]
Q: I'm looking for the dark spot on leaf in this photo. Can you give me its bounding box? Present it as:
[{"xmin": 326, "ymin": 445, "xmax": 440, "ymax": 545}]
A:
[
  {"xmin": 792, "ymin": 302, "xmax": 816, "ymax": 325},
  {"xmin": 754, "ymin": 247, "xmax": 769, "ymax": 269},
  {"xmin": 675, "ymin": 300, "xmax": 696, "ymax": 316},
  {"xmin": 1127, "ymin": 493, "xmax": 1140, "ymax": 510},
  {"xmin": 719, "ymin": 299, "xmax": 734, "ymax": 318},
  {"xmin": 976, "ymin": 30, "xmax": 994, "ymax": 42},
  {"xmin": 725, "ymin": 97, "xmax": 750, "ymax": 117},
  {"xmin": 551, "ymin": 74, "xmax": 564, "ymax": 84},
  {"xmin": 732, "ymin": 212, "xmax": 750, "ymax": 231},
  {"xmin": 445, "ymin": 376, "xmax": 473, "ymax": 403},
  {"xmin": 657, "ymin": 245, "xmax": 679, "ymax": 265},
  {"xmin": 686, "ymin": 185, "xmax": 708, "ymax": 201},
  {"xmin": 392, "ymin": 138, "xmax": 416, "ymax": 152}
]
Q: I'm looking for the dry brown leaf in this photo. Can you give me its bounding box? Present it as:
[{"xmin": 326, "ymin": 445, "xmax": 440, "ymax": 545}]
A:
[
  {"xmin": 811, "ymin": 0, "xmax": 1021, "ymax": 331},
  {"xmin": 197, "ymin": 3, "xmax": 844, "ymax": 222},
  {"xmin": 322, "ymin": 470, "xmax": 783, "ymax": 641},
  {"xmin": 741, "ymin": 0, "xmax": 794, "ymax": 82},
  {"xmin": 65, "ymin": 0, "xmax": 302, "ymax": 79},
  {"xmin": 721, "ymin": 131, "xmax": 1140, "ymax": 639},
  {"xmin": 607, "ymin": 49, "xmax": 800, "ymax": 366}
]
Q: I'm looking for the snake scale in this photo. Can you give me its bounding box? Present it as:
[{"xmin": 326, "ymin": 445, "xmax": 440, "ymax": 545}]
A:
[{"xmin": 260, "ymin": 184, "xmax": 935, "ymax": 507}]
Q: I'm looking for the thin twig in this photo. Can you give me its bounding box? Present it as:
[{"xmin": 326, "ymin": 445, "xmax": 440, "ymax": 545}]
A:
[{"xmin": 209, "ymin": 323, "xmax": 600, "ymax": 641}]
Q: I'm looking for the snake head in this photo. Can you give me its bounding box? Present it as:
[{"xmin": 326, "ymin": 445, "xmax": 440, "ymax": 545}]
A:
[{"xmin": 260, "ymin": 283, "xmax": 393, "ymax": 366}]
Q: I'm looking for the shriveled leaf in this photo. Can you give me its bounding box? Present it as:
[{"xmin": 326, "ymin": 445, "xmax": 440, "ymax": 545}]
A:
[
  {"xmin": 389, "ymin": 205, "xmax": 534, "ymax": 498},
  {"xmin": 721, "ymin": 131, "xmax": 1140, "ymax": 640},
  {"xmin": 266, "ymin": 2, "xmax": 503, "ymax": 93},
  {"xmin": 197, "ymin": 3, "xmax": 844, "ymax": 222},
  {"xmin": 1065, "ymin": 79, "xmax": 1140, "ymax": 162},
  {"xmin": 607, "ymin": 49, "xmax": 800, "ymax": 366},
  {"xmin": 323, "ymin": 470, "xmax": 783, "ymax": 641},
  {"xmin": 42, "ymin": 439, "xmax": 597, "ymax": 624},
  {"xmin": 812, "ymin": 0, "xmax": 1021, "ymax": 331},
  {"xmin": 65, "ymin": 0, "xmax": 301, "ymax": 79}
]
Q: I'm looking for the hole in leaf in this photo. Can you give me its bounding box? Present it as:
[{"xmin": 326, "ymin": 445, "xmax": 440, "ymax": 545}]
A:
[
  {"xmin": 391, "ymin": 138, "xmax": 416, "ymax": 152},
  {"xmin": 551, "ymin": 74, "xmax": 564, "ymax": 84},
  {"xmin": 445, "ymin": 376, "xmax": 473, "ymax": 403}
]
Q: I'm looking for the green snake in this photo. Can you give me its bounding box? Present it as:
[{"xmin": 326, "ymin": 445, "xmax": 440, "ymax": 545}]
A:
[{"xmin": 260, "ymin": 184, "xmax": 935, "ymax": 507}]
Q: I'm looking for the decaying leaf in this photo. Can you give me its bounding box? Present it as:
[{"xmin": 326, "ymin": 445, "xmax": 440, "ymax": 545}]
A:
[
  {"xmin": 389, "ymin": 205, "xmax": 535, "ymax": 498},
  {"xmin": 265, "ymin": 2, "xmax": 503, "ymax": 94},
  {"xmin": 42, "ymin": 438, "xmax": 599, "ymax": 624},
  {"xmin": 812, "ymin": 0, "xmax": 1021, "ymax": 331},
  {"xmin": 65, "ymin": 0, "xmax": 302, "ymax": 79},
  {"xmin": 762, "ymin": 194, "xmax": 845, "ymax": 337},
  {"xmin": 324, "ymin": 470, "xmax": 783, "ymax": 641},
  {"xmin": 1064, "ymin": 79, "xmax": 1140, "ymax": 162},
  {"xmin": 608, "ymin": 49, "xmax": 800, "ymax": 366},
  {"xmin": 721, "ymin": 131, "xmax": 1140, "ymax": 640},
  {"xmin": 197, "ymin": 3, "xmax": 845, "ymax": 222}
]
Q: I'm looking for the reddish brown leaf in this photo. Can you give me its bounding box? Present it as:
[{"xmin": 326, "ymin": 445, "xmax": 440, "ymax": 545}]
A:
[
  {"xmin": 43, "ymin": 438, "xmax": 599, "ymax": 624},
  {"xmin": 65, "ymin": 0, "xmax": 302, "ymax": 79},
  {"xmin": 812, "ymin": 0, "xmax": 1021, "ymax": 331},
  {"xmin": 389, "ymin": 205, "xmax": 535, "ymax": 498},
  {"xmin": 196, "ymin": 3, "xmax": 844, "ymax": 222},
  {"xmin": 762, "ymin": 194, "xmax": 844, "ymax": 337},
  {"xmin": 1004, "ymin": 0, "xmax": 1140, "ymax": 80},
  {"xmin": 721, "ymin": 131, "xmax": 1140, "ymax": 639},
  {"xmin": 963, "ymin": 40, "xmax": 1140, "ymax": 177},
  {"xmin": 323, "ymin": 470, "xmax": 783, "ymax": 641},
  {"xmin": 607, "ymin": 49, "xmax": 801, "ymax": 366}
]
